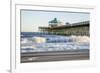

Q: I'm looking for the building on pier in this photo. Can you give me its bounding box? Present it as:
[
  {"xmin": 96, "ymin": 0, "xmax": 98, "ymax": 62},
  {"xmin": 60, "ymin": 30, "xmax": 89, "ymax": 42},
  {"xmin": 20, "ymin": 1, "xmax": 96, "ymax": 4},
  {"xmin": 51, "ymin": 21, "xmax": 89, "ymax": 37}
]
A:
[{"xmin": 39, "ymin": 18, "xmax": 89, "ymax": 36}]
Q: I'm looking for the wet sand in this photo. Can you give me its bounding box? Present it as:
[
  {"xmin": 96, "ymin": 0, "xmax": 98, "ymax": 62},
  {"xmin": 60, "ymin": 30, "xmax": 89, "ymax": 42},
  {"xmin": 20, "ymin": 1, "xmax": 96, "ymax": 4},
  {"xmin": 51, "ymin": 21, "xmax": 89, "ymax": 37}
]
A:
[{"xmin": 21, "ymin": 49, "xmax": 89, "ymax": 63}]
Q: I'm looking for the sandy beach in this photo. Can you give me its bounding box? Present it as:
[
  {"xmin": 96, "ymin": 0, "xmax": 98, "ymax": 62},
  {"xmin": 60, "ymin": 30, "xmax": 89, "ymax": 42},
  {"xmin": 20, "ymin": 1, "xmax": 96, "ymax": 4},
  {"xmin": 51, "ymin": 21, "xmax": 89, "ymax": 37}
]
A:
[{"xmin": 21, "ymin": 49, "xmax": 89, "ymax": 63}]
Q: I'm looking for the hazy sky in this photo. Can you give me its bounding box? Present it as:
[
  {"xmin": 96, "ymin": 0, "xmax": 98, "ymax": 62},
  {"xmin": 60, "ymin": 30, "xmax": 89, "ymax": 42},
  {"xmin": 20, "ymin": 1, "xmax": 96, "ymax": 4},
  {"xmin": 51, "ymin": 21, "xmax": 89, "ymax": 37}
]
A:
[{"xmin": 21, "ymin": 10, "xmax": 90, "ymax": 32}]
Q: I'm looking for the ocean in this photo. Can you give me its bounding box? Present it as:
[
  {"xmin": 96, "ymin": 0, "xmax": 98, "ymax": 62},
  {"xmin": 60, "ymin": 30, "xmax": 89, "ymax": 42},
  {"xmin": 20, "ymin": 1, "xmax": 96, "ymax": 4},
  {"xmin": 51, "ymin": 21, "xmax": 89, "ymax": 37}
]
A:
[{"xmin": 21, "ymin": 32, "xmax": 89, "ymax": 53}]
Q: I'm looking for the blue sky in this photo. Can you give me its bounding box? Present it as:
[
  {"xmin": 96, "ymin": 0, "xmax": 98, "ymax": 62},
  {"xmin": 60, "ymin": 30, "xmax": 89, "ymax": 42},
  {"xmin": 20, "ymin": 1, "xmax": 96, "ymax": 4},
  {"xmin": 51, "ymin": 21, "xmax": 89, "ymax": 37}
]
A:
[{"xmin": 21, "ymin": 10, "xmax": 90, "ymax": 32}]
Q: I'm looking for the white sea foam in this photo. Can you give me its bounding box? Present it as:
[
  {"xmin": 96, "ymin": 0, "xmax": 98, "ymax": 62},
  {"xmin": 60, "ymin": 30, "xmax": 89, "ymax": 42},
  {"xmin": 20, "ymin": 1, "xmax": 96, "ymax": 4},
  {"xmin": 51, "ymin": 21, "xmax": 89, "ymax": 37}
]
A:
[{"xmin": 21, "ymin": 35, "xmax": 89, "ymax": 52}]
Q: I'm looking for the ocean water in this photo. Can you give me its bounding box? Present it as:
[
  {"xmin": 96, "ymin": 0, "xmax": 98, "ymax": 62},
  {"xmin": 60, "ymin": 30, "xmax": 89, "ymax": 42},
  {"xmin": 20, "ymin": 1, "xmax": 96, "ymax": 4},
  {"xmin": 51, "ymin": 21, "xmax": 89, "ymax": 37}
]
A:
[{"xmin": 21, "ymin": 32, "xmax": 89, "ymax": 53}]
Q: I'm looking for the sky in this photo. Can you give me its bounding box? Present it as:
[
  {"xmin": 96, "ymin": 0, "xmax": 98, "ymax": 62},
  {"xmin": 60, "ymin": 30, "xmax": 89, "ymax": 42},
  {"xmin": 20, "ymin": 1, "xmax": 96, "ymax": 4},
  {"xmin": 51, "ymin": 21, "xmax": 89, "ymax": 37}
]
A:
[{"xmin": 21, "ymin": 10, "xmax": 90, "ymax": 32}]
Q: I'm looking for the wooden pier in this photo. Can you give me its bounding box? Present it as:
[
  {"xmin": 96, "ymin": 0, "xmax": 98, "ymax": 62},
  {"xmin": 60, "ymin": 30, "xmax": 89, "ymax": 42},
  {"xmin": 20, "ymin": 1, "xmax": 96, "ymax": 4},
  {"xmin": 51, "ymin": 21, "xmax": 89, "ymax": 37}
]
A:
[{"xmin": 39, "ymin": 21, "xmax": 89, "ymax": 36}]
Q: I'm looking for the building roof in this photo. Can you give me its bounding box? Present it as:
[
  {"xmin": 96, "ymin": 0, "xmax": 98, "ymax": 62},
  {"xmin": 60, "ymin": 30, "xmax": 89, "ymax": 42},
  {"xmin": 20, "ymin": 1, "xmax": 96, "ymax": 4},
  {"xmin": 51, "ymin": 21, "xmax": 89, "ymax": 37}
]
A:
[{"xmin": 49, "ymin": 18, "xmax": 58, "ymax": 23}]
